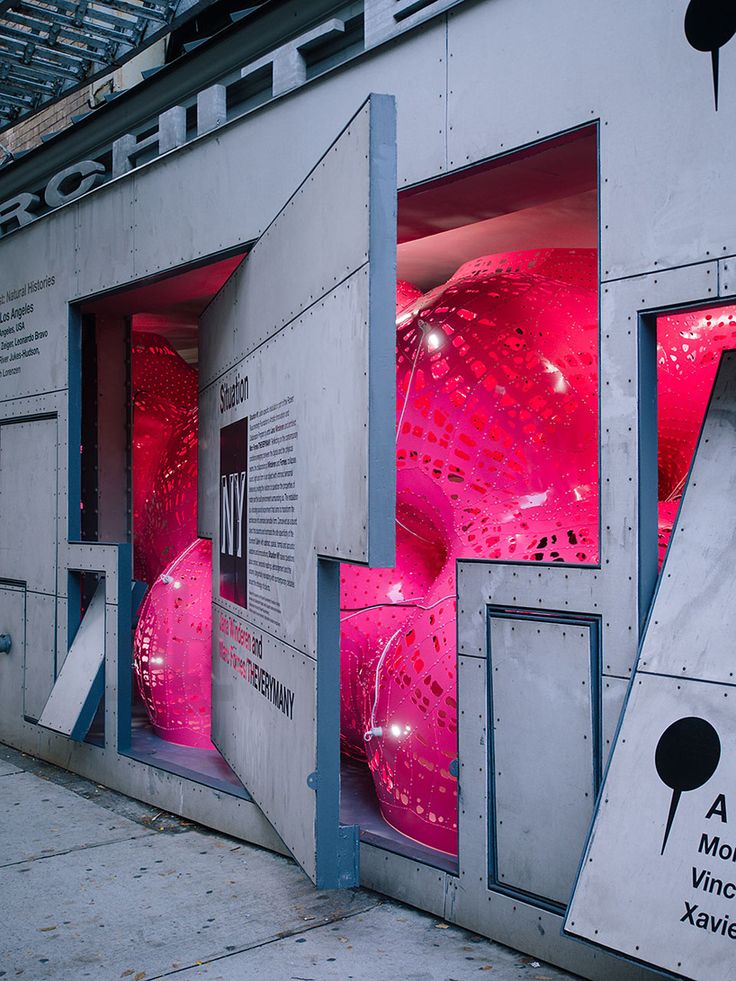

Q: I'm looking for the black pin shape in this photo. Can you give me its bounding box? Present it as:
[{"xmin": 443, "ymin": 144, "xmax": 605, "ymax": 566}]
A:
[
  {"xmin": 685, "ymin": 0, "xmax": 736, "ymax": 110},
  {"xmin": 655, "ymin": 716, "xmax": 720, "ymax": 855}
]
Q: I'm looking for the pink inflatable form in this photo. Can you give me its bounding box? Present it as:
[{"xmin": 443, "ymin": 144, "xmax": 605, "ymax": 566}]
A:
[
  {"xmin": 341, "ymin": 262, "xmax": 736, "ymax": 856},
  {"xmin": 134, "ymin": 538, "xmax": 213, "ymax": 749},
  {"xmin": 131, "ymin": 332, "xmax": 214, "ymax": 750},
  {"xmin": 128, "ymin": 258, "xmax": 736, "ymax": 847},
  {"xmin": 341, "ymin": 249, "xmax": 599, "ymax": 854},
  {"xmin": 131, "ymin": 332, "xmax": 199, "ymax": 586},
  {"xmin": 656, "ymin": 305, "xmax": 736, "ymax": 564}
]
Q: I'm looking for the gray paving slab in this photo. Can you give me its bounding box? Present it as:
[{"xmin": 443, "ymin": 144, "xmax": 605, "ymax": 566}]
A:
[
  {"xmin": 0, "ymin": 769, "xmax": 153, "ymax": 867},
  {"xmin": 0, "ymin": 741, "xmax": 196, "ymax": 832},
  {"xmin": 168, "ymin": 901, "xmax": 575, "ymax": 981},
  {"xmin": 0, "ymin": 742, "xmax": 578, "ymax": 981},
  {"xmin": 2, "ymin": 826, "xmax": 376, "ymax": 981}
]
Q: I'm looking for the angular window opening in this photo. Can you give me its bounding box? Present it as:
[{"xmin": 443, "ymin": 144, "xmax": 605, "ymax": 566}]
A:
[
  {"xmin": 656, "ymin": 304, "xmax": 736, "ymax": 566},
  {"xmin": 80, "ymin": 254, "xmax": 248, "ymax": 792},
  {"xmin": 73, "ymin": 570, "xmax": 106, "ymax": 748},
  {"xmin": 340, "ymin": 126, "xmax": 600, "ymax": 868}
]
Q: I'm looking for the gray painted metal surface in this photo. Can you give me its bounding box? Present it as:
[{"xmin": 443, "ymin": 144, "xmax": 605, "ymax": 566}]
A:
[
  {"xmin": 0, "ymin": 218, "xmax": 73, "ymax": 401},
  {"xmin": 38, "ymin": 578, "xmax": 105, "ymax": 740},
  {"xmin": 567, "ymin": 675, "xmax": 736, "ymax": 981},
  {"xmin": 206, "ymin": 272, "xmax": 373, "ymax": 653},
  {"xmin": 22, "ymin": 590, "xmax": 56, "ymax": 722},
  {"xmin": 0, "ymin": 418, "xmax": 58, "ymax": 722},
  {"xmin": 602, "ymin": 675, "xmax": 628, "ymax": 765},
  {"xmin": 452, "ymin": 261, "xmax": 717, "ymax": 978},
  {"xmin": 0, "ymin": 418, "xmax": 57, "ymax": 593},
  {"xmin": 0, "ymin": 584, "xmax": 25, "ymax": 727},
  {"xmin": 489, "ymin": 614, "xmax": 597, "ymax": 908},
  {"xmin": 212, "ymin": 628, "xmax": 319, "ymax": 879},
  {"xmin": 446, "ymin": 0, "xmax": 736, "ymax": 281},
  {"xmin": 452, "ymin": 653, "xmax": 650, "ymax": 981},
  {"xmin": 364, "ymin": 0, "xmax": 466, "ymax": 47},
  {"xmin": 204, "ymin": 94, "xmax": 396, "ymax": 887},
  {"xmin": 0, "ymin": 2, "xmax": 733, "ymax": 976},
  {"xmin": 565, "ymin": 352, "xmax": 736, "ymax": 980},
  {"xmin": 638, "ymin": 367, "xmax": 736, "ymax": 687}
]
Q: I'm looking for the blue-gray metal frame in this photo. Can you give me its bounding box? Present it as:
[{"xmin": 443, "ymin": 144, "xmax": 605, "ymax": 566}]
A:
[
  {"xmin": 316, "ymin": 559, "xmax": 360, "ymax": 889},
  {"xmin": 485, "ymin": 607, "xmax": 603, "ymax": 915},
  {"xmin": 636, "ymin": 313, "xmax": 658, "ymax": 631}
]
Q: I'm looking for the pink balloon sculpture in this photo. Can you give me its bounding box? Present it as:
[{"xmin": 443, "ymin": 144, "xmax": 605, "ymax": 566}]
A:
[
  {"xmin": 131, "ymin": 332, "xmax": 213, "ymax": 749},
  {"xmin": 341, "ymin": 249, "xmax": 600, "ymax": 855},
  {"xmin": 126, "ymin": 271, "xmax": 736, "ymax": 838},
  {"xmin": 342, "ymin": 256, "xmax": 736, "ymax": 856},
  {"xmin": 656, "ymin": 304, "xmax": 736, "ymax": 564},
  {"xmin": 133, "ymin": 538, "xmax": 214, "ymax": 749},
  {"xmin": 132, "ymin": 332, "xmax": 199, "ymax": 584}
]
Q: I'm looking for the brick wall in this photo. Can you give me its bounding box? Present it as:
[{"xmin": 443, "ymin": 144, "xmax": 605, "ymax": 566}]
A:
[{"xmin": 2, "ymin": 87, "xmax": 92, "ymax": 155}]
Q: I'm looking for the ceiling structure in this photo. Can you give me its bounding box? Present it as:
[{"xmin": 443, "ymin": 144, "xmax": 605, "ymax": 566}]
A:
[{"xmin": 0, "ymin": 0, "xmax": 219, "ymax": 130}]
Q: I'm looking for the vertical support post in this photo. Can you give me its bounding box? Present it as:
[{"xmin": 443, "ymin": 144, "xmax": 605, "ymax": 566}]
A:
[
  {"xmin": 316, "ymin": 557, "xmax": 359, "ymax": 888},
  {"xmin": 637, "ymin": 313, "xmax": 659, "ymax": 630},
  {"xmin": 68, "ymin": 306, "xmax": 82, "ymax": 542},
  {"xmin": 115, "ymin": 543, "xmax": 133, "ymax": 753}
]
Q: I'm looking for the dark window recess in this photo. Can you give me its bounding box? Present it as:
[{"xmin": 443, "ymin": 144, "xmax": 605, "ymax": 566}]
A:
[
  {"xmin": 80, "ymin": 314, "xmax": 98, "ymax": 544},
  {"xmin": 79, "ymin": 313, "xmax": 131, "ymax": 546},
  {"xmin": 304, "ymin": 13, "xmax": 365, "ymax": 80},
  {"xmin": 395, "ymin": 0, "xmax": 441, "ymax": 22},
  {"xmin": 225, "ymin": 64, "xmax": 273, "ymax": 116}
]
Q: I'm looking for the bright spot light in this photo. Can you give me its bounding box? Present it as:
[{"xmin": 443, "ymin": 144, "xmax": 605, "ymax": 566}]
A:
[
  {"xmin": 427, "ymin": 331, "xmax": 443, "ymax": 350},
  {"xmin": 390, "ymin": 723, "xmax": 402, "ymax": 738},
  {"xmin": 173, "ymin": 580, "xmax": 182, "ymax": 589}
]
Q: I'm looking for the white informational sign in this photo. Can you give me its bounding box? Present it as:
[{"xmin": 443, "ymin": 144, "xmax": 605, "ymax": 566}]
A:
[
  {"xmin": 565, "ymin": 351, "xmax": 736, "ymax": 981},
  {"xmin": 0, "ymin": 269, "xmax": 64, "ymax": 400},
  {"xmin": 199, "ymin": 94, "xmax": 396, "ymax": 888}
]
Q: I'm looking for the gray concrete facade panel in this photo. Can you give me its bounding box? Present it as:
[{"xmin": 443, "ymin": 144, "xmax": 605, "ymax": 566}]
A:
[{"xmin": 447, "ymin": 0, "xmax": 736, "ymax": 281}]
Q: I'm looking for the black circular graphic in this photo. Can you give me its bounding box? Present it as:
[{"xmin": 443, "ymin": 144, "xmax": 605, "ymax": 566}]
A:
[
  {"xmin": 655, "ymin": 716, "xmax": 721, "ymax": 791},
  {"xmin": 685, "ymin": 0, "xmax": 736, "ymax": 52},
  {"xmin": 684, "ymin": 0, "xmax": 736, "ymax": 110},
  {"xmin": 655, "ymin": 716, "xmax": 721, "ymax": 854}
]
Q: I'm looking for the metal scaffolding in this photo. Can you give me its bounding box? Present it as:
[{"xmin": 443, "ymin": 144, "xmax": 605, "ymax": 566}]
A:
[{"xmin": 0, "ymin": 0, "xmax": 210, "ymax": 128}]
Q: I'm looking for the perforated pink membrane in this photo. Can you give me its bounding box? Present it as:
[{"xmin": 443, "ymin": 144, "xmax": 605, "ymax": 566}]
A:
[
  {"xmin": 126, "ymin": 258, "xmax": 732, "ymax": 847},
  {"xmin": 131, "ymin": 332, "xmax": 214, "ymax": 749},
  {"xmin": 131, "ymin": 332, "xmax": 199, "ymax": 585},
  {"xmin": 88, "ymin": 255, "xmax": 244, "ymax": 754},
  {"xmin": 134, "ymin": 538, "xmax": 214, "ymax": 749},
  {"xmin": 656, "ymin": 305, "xmax": 736, "ymax": 565},
  {"xmin": 341, "ymin": 249, "xmax": 600, "ymax": 855}
]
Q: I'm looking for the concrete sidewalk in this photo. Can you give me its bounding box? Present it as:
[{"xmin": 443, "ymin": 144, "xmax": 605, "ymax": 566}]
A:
[{"xmin": 0, "ymin": 743, "xmax": 578, "ymax": 981}]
